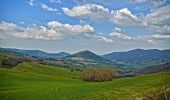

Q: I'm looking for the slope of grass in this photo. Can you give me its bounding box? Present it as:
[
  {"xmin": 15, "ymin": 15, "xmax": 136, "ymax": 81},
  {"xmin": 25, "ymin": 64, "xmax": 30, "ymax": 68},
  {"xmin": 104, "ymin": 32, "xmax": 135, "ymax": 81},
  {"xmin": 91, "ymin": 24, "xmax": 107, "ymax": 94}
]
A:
[
  {"xmin": 12, "ymin": 62, "xmax": 79, "ymax": 79},
  {"xmin": 0, "ymin": 62, "xmax": 169, "ymax": 100}
]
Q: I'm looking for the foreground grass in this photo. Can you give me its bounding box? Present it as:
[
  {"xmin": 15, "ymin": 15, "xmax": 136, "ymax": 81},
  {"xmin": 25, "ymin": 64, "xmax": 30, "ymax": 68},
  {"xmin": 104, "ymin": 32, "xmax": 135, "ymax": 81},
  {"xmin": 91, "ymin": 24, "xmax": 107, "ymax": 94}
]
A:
[{"xmin": 0, "ymin": 62, "xmax": 169, "ymax": 100}]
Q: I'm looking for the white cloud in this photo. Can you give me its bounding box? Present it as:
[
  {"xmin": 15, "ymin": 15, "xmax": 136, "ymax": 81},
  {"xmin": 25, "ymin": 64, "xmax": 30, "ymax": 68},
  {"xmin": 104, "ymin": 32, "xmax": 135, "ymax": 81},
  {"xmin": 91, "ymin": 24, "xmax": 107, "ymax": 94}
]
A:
[
  {"xmin": 151, "ymin": 34, "xmax": 170, "ymax": 40},
  {"xmin": 41, "ymin": 4, "xmax": 58, "ymax": 12},
  {"xmin": 141, "ymin": 5, "xmax": 170, "ymax": 35},
  {"xmin": 94, "ymin": 36, "xmax": 113, "ymax": 43},
  {"xmin": 111, "ymin": 8, "xmax": 140, "ymax": 25},
  {"xmin": 132, "ymin": 0, "xmax": 166, "ymax": 7},
  {"xmin": 108, "ymin": 27, "xmax": 170, "ymax": 43},
  {"xmin": 49, "ymin": 0, "xmax": 62, "ymax": 4},
  {"xmin": 0, "ymin": 21, "xmax": 94, "ymax": 40},
  {"xmin": 28, "ymin": 0, "xmax": 34, "ymax": 6},
  {"xmin": 62, "ymin": 4, "xmax": 170, "ymax": 43},
  {"xmin": 62, "ymin": 4, "xmax": 109, "ymax": 16},
  {"xmin": 133, "ymin": 34, "xmax": 170, "ymax": 43},
  {"xmin": 0, "ymin": 21, "xmax": 61, "ymax": 40},
  {"xmin": 109, "ymin": 27, "xmax": 133, "ymax": 40},
  {"xmin": 24, "ymin": 25, "xmax": 61, "ymax": 40},
  {"xmin": 63, "ymin": 4, "xmax": 140, "ymax": 25},
  {"xmin": 0, "ymin": 21, "xmax": 24, "ymax": 38},
  {"xmin": 84, "ymin": 33, "xmax": 113, "ymax": 43},
  {"xmin": 150, "ymin": 24, "xmax": 170, "ymax": 35},
  {"xmin": 62, "ymin": 4, "xmax": 110, "ymax": 20},
  {"xmin": 62, "ymin": 3, "xmax": 170, "ymax": 33},
  {"xmin": 48, "ymin": 21, "xmax": 94, "ymax": 35},
  {"xmin": 144, "ymin": 5, "xmax": 170, "ymax": 26}
]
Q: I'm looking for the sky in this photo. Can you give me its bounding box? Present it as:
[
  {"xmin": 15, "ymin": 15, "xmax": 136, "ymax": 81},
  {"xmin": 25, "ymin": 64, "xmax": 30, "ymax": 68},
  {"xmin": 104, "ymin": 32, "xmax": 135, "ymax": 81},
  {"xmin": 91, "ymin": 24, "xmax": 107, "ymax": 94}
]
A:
[{"xmin": 0, "ymin": 0, "xmax": 170, "ymax": 54}]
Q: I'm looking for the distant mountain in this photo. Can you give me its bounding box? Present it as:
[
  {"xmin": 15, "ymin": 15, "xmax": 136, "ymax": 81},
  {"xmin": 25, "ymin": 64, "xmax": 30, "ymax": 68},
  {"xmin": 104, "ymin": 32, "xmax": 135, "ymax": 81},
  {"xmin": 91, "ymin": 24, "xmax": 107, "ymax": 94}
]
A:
[
  {"xmin": 102, "ymin": 49, "xmax": 170, "ymax": 68},
  {"xmin": 67, "ymin": 50, "xmax": 109, "ymax": 62},
  {"xmin": 64, "ymin": 50, "xmax": 127, "ymax": 71},
  {"xmin": 123, "ymin": 62, "xmax": 170, "ymax": 77},
  {"xmin": 0, "ymin": 48, "xmax": 70, "ymax": 59}
]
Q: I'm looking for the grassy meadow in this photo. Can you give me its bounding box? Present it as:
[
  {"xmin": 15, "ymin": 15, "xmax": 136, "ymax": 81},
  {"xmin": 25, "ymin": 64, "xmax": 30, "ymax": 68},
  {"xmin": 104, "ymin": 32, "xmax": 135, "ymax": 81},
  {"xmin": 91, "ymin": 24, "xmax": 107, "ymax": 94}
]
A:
[{"xmin": 0, "ymin": 62, "xmax": 169, "ymax": 100}]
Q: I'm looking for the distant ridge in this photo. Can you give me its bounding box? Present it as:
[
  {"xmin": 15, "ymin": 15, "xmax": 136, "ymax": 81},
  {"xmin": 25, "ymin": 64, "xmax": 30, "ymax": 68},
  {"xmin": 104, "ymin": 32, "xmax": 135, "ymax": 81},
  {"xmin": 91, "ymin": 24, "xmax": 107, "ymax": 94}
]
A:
[
  {"xmin": 123, "ymin": 62, "xmax": 170, "ymax": 77},
  {"xmin": 1, "ymin": 47, "xmax": 170, "ymax": 70},
  {"xmin": 102, "ymin": 49, "xmax": 170, "ymax": 68},
  {"xmin": 64, "ymin": 50, "xmax": 126, "ymax": 71},
  {"xmin": 67, "ymin": 50, "xmax": 110, "ymax": 62},
  {"xmin": 0, "ymin": 48, "xmax": 70, "ymax": 58}
]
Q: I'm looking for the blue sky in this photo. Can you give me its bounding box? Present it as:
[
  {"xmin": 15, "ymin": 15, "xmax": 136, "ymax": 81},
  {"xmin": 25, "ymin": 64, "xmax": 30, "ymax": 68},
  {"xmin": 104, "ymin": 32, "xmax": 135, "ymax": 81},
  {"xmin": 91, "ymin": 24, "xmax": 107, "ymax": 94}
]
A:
[{"xmin": 0, "ymin": 0, "xmax": 170, "ymax": 54}]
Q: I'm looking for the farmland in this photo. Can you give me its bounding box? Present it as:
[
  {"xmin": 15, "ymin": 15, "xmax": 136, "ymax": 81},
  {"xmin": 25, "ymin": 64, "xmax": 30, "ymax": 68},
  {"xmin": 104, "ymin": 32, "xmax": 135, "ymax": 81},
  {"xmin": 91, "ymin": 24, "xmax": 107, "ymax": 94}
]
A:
[{"xmin": 0, "ymin": 62, "xmax": 169, "ymax": 100}]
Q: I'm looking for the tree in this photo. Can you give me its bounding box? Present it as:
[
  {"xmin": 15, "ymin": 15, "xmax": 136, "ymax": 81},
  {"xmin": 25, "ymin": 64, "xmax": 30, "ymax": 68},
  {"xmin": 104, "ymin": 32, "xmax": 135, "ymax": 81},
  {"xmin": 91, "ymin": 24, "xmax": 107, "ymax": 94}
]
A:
[{"xmin": 80, "ymin": 68, "xmax": 119, "ymax": 82}]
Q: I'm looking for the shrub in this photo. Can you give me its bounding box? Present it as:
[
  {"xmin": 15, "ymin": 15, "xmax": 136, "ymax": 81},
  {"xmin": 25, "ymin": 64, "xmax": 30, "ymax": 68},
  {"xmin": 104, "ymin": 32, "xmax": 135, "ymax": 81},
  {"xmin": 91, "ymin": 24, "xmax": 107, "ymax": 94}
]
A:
[
  {"xmin": 1, "ymin": 57, "xmax": 23, "ymax": 68},
  {"xmin": 80, "ymin": 68, "xmax": 119, "ymax": 82}
]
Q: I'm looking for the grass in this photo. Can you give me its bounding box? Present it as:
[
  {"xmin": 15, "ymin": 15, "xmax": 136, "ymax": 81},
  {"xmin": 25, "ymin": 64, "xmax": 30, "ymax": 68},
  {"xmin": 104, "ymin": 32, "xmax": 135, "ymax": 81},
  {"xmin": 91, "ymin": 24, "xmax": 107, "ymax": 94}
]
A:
[{"xmin": 0, "ymin": 62, "xmax": 170, "ymax": 100}]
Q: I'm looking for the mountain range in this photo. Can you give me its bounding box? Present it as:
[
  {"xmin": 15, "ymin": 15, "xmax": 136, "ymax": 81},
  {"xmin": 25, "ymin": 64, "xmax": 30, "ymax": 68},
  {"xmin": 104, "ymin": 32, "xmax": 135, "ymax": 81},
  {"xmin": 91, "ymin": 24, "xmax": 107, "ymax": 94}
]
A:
[
  {"xmin": 0, "ymin": 48, "xmax": 70, "ymax": 59},
  {"xmin": 102, "ymin": 49, "xmax": 170, "ymax": 68},
  {"xmin": 1, "ymin": 47, "xmax": 170, "ymax": 71},
  {"xmin": 122, "ymin": 62, "xmax": 170, "ymax": 77}
]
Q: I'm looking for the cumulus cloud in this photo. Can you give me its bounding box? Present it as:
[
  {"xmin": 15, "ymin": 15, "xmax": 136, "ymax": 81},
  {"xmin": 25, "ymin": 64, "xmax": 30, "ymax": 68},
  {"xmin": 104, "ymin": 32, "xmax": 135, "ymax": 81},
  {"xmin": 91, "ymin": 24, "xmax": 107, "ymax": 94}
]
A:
[
  {"xmin": 109, "ymin": 27, "xmax": 133, "ymax": 40},
  {"xmin": 41, "ymin": 3, "xmax": 58, "ymax": 12},
  {"xmin": 62, "ymin": 4, "xmax": 110, "ymax": 21},
  {"xmin": 0, "ymin": 21, "xmax": 24, "ymax": 38},
  {"xmin": 108, "ymin": 27, "xmax": 170, "ymax": 44},
  {"xmin": 0, "ymin": 21, "xmax": 61, "ymax": 40},
  {"xmin": 62, "ymin": 4, "xmax": 140, "ymax": 25},
  {"xmin": 48, "ymin": 21, "xmax": 94, "ymax": 35},
  {"xmin": 28, "ymin": 0, "xmax": 34, "ymax": 6},
  {"xmin": 62, "ymin": 3, "xmax": 169, "ymax": 26},
  {"xmin": 142, "ymin": 5, "xmax": 170, "ymax": 35},
  {"xmin": 63, "ymin": 3, "xmax": 170, "ymax": 37},
  {"xmin": 111, "ymin": 8, "xmax": 140, "ymax": 25},
  {"xmin": 62, "ymin": 4, "xmax": 109, "ymax": 16},
  {"xmin": 144, "ymin": 5, "xmax": 170, "ymax": 26},
  {"xmin": 0, "ymin": 21, "xmax": 94, "ymax": 40}
]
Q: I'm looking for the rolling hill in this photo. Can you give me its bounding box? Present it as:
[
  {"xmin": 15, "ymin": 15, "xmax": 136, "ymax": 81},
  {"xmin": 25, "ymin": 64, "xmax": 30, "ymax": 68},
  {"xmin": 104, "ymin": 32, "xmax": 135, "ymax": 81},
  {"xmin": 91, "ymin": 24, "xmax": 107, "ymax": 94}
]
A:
[
  {"xmin": 1, "ymin": 47, "xmax": 170, "ymax": 71},
  {"xmin": 66, "ymin": 50, "xmax": 111, "ymax": 62},
  {"xmin": 64, "ymin": 50, "xmax": 126, "ymax": 71},
  {"xmin": 122, "ymin": 62, "xmax": 170, "ymax": 77},
  {"xmin": 0, "ymin": 62, "xmax": 169, "ymax": 100},
  {"xmin": 0, "ymin": 48, "xmax": 70, "ymax": 59},
  {"xmin": 102, "ymin": 49, "xmax": 170, "ymax": 68}
]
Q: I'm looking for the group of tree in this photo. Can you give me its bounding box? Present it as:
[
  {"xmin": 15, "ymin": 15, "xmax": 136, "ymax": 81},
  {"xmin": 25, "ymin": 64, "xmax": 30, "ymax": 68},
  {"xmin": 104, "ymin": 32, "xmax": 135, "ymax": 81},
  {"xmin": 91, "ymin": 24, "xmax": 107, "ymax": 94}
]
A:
[
  {"xmin": 80, "ymin": 68, "xmax": 120, "ymax": 82},
  {"xmin": 1, "ymin": 56, "xmax": 33, "ymax": 68}
]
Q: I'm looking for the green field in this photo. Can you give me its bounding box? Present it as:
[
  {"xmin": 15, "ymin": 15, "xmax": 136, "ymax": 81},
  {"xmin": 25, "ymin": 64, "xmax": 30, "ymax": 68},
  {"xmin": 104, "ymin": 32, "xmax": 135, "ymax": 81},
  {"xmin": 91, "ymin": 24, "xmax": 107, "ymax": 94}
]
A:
[{"xmin": 0, "ymin": 62, "xmax": 170, "ymax": 100}]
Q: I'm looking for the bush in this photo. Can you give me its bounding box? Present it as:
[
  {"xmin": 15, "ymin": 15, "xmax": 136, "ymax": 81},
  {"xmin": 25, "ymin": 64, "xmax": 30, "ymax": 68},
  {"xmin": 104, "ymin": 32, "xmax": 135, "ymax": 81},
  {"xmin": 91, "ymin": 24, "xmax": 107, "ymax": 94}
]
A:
[
  {"xmin": 1, "ymin": 57, "xmax": 23, "ymax": 68},
  {"xmin": 80, "ymin": 68, "xmax": 119, "ymax": 82}
]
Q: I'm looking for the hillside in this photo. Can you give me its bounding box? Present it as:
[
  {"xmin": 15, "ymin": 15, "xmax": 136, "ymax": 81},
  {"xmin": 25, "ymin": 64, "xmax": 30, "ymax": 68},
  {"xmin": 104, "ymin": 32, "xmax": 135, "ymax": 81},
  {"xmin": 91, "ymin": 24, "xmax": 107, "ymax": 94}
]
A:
[
  {"xmin": 65, "ymin": 50, "xmax": 126, "ymax": 71},
  {"xmin": 0, "ymin": 48, "xmax": 70, "ymax": 59},
  {"xmin": 103, "ymin": 49, "xmax": 170, "ymax": 68},
  {"xmin": 122, "ymin": 62, "xmax": 170, "ymax": 77},
  {"xmin": 0, "ymin": 62, "xmax": 169, "ymax": 100},
  {"xmin": 134, "ymin": 62, "xmax": 170, "ymax": 75},
  {"xmin": 0, "ymin": 48, "xmax": 26, "ymax": 67},
  {"xmin": 12, "ymin": 62, "xmax": 79, "ymax": 78},
  {"xmin": 67, "ymin": 50, "xmax": 111, "ymax": 62}
]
